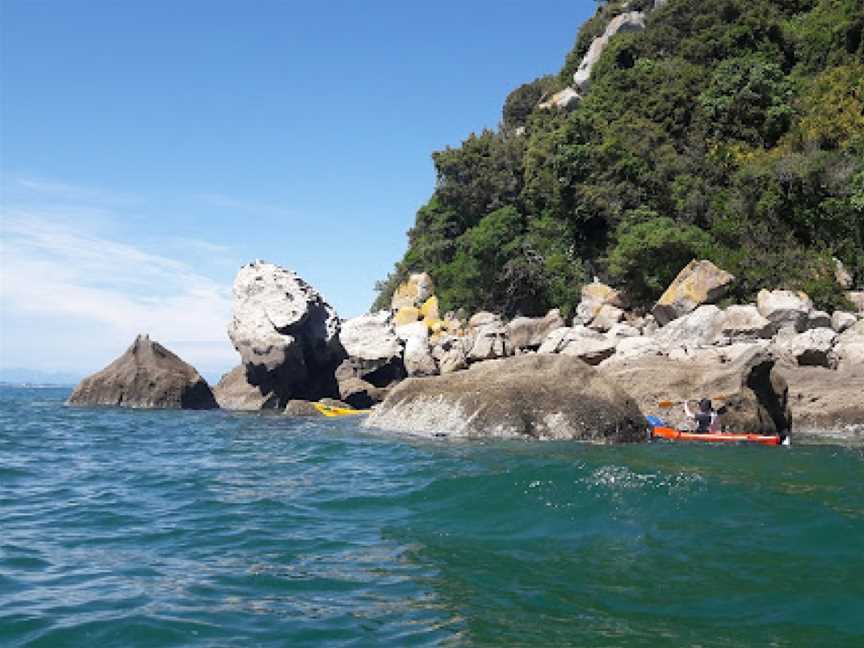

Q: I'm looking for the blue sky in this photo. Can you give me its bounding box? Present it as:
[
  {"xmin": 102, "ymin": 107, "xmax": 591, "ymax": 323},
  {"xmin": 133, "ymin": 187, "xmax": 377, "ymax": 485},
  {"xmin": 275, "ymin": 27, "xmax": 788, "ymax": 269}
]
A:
[{"xmin": 0, "ymin": 0, "xmax": 595, "ymax": 380}]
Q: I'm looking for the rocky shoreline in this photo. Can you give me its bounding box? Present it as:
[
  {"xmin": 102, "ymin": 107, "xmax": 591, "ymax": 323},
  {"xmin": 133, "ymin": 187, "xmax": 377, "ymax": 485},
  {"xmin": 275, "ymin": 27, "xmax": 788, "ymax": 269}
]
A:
[{"xmin": 68, "ymin": 258, "xmax": 864, "ymax": 443}]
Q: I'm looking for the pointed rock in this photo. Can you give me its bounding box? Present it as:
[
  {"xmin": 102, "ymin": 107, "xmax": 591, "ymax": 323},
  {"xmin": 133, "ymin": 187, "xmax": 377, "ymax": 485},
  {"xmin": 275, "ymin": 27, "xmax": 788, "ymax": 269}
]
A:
[{"xmin": 67, "ymin": 334, "xmax": 217, "ymax": 409}]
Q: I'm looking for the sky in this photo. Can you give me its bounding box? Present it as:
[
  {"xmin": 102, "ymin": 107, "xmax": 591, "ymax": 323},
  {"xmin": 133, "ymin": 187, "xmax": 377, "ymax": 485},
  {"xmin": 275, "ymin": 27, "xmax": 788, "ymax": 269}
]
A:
[{"xmin": 0, "ymin": 0, "xmax": 596, "ymax": 382}]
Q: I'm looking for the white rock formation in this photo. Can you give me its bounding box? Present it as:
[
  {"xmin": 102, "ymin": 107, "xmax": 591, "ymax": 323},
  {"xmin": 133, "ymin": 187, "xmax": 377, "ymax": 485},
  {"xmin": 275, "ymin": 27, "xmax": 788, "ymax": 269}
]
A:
[
  {"xmin": 227, "ymin": 261, "xmax": 343, "ymax": 404},
  {"xmin": 572, "ymin": 11, "xmax": 646, "ymax": 92},
  {"xmin": 757, "ymin": 289, "xmax": 813, "ymax": 333}
]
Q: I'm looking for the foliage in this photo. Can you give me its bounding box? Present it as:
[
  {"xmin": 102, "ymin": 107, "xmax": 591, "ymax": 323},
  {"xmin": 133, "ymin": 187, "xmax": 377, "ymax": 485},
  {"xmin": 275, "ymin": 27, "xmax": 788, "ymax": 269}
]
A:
[
  {"xmin": 373, "ymin": 0, "xmax": 864, "ymax": 316},
  {"xmin": 608, "ymin": 215, "xmax": 716, "ymax": 303}
]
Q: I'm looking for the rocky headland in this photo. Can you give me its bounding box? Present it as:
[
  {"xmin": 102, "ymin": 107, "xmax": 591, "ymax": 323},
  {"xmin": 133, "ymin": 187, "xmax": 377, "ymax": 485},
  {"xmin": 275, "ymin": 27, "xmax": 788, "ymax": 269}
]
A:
[{"xmin": 68, "ymin": 257, "xmax": 862, "ymax": 443}]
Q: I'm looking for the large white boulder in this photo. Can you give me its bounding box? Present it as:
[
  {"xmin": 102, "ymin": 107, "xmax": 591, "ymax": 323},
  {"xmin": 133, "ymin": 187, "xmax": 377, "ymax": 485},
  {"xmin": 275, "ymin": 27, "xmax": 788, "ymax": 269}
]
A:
[
  {"xmin": 654, "ymin": 305, "xmax": 727, "ymax": 352},
  {"xmin": 227, "ymin": 261, "xmax": 343, "ymax": 404},
  {"xmin": 468, "ymin": 321, "xmax": 512, "ymax": 361},
  {"xmin": 720, "ymin": 305, "xmax": 775, "ymax": 340},
  {"xmin": 774, "ymin": 328, "xmax": 837, "ymax": 368},
  {"xmin": 831, "ymin": 321, "xmax": 864, "ymax": 372},
  {"xmin": 339, "ymin": 311, "xmax": 403, "ymax": 380},
  {"xmin": 831, "ymin": 311, "xmax": 857, "ymax": 333},
  {"xmin": 757, "ymin": 289, "xmax": 813, "ymax": 333},
  {"xmin": 558, "ymin": 327, "xmax": 618, "ymax": 365},
  {"xmin": 507, "ymin": 309, "xmax": 566, "ymax": 350}
]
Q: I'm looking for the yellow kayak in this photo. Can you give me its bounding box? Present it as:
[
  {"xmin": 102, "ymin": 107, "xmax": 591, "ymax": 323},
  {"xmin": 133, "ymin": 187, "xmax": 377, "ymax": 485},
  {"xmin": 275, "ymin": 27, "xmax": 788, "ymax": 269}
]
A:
[{"xmin": 313, "ymin": 402, "xmax": 370, "ymax": 417}]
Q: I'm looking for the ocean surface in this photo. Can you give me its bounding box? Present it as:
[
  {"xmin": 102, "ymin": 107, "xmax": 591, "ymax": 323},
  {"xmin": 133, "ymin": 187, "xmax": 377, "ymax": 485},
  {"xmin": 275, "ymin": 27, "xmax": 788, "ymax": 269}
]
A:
[{"xmin": 1, "ymin": 386, "xmax": 862, "ymax": 647}]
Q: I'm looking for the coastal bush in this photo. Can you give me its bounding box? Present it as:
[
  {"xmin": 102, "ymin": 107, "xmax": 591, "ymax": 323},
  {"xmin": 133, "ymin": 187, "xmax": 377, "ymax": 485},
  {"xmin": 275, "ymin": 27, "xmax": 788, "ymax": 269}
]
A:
[{"xmin": 373, "ymin": 0, "xmax": 864, "ymax": 316}]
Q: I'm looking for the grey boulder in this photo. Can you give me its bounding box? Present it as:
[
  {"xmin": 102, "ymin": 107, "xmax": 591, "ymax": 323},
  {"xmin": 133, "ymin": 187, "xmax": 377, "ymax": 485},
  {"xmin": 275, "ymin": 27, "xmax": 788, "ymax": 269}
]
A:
[
  {"xmin": 67, "ymin": 334, "xmax": 217, "ymax": 409},
  {"xmin": 366, "ymin": 354, "xmax": 645, "ymax": 442}
]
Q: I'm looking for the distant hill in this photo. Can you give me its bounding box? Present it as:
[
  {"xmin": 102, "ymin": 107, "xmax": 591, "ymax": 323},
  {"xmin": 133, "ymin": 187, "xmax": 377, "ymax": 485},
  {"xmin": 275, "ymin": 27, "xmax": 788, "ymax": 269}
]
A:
[
  {"xmin": 374, "ymin": 0, "xmax": 864, "ymax": 317},
  {"xmin": 0, "ymin": 368, "xmax": 81, "ymax": 387}
]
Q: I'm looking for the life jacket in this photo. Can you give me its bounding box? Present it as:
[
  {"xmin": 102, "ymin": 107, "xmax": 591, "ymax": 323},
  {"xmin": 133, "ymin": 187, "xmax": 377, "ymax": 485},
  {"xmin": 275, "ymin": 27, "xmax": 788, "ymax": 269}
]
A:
[{"xmin": 695, "ymin": 411, "xmax": 712, "ymax": 433}]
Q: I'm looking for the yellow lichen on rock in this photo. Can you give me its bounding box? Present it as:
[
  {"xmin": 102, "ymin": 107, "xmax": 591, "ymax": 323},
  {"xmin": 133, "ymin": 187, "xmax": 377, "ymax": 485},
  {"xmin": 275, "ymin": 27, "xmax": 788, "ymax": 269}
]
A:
[
  {"xmin": 390, "ymin": 273, "xmax": 434, "ymax": 310},
  {"xmin": 393, "ymin": 306, "xmax": 422, "ymax": 327},
  {"xmin": 420, "ymin": 295, "xmax": 440, "ymax": 321},
  {"xmin": 653, "ymin": 259, "xmax": 735, "ymax": 325}
]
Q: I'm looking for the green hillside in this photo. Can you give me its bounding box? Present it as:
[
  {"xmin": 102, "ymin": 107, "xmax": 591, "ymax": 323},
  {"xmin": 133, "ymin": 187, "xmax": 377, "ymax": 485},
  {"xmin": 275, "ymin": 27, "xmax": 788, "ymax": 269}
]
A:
[{"xmin": 374, "ymin": 0, "xmax": 864, "ymax": 316}]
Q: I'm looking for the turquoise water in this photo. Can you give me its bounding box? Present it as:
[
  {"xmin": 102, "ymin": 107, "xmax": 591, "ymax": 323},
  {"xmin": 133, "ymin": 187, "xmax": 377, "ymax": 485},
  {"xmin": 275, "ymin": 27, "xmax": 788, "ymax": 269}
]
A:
[{"xmin": 1, "ymin": 387, "xmax": 862, "ymax": 647}]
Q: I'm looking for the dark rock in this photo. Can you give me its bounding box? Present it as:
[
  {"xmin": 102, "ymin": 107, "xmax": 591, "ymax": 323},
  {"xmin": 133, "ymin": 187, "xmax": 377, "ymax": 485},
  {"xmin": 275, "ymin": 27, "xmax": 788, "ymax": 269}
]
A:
[
  {"xmin": 67, "ymin": 334, "xmax": 217, "ymax": 409},
  {"xmin": 213, "ymin": 365, "xmax": 281, "ymax": 410}
]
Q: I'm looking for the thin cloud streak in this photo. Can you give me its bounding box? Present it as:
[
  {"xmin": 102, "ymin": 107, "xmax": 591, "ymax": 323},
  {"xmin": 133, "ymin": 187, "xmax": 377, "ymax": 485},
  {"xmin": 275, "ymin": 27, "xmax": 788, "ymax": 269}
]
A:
[{"xmin": 0, "ymin": 210, "xmax": 237, "ymax": 375}]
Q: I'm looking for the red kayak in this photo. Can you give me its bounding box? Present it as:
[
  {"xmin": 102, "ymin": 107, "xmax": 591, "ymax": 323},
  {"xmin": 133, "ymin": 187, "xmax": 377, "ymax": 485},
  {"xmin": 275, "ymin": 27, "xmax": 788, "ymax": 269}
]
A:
[{"xmin": 651, "ymin": 426, "xmax": 783, "ymax": 446}]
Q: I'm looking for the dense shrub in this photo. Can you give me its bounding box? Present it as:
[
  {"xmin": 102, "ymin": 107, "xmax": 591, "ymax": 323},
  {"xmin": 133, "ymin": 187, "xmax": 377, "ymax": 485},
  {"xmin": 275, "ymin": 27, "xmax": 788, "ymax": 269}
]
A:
[{"xmin": 374, "ymin": 0, "xmax": 864, "ymax": 316}]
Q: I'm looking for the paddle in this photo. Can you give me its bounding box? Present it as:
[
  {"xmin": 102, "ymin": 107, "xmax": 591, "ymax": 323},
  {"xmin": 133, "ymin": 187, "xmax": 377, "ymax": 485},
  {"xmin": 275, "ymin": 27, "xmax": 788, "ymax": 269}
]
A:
[{"xmin": 658, "ymin": 396, "xmax": 729, "ymax": 409}]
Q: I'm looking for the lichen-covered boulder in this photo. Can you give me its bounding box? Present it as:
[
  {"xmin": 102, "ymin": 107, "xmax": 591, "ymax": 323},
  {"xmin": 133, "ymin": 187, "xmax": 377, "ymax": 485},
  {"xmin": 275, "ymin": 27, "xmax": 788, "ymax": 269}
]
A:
[
  {"xmin": 390, "ymin": 273, "xmax": 434, "ymax": 310},
  {"xmin": 227, "ymin": 261, "xmax": 344, "ymax": 407},
  {"xmin": 652, "ymin": 260, "xmax": 735, "ymax": 326},
  {"xmin": 587, "ymin": 304, "xmax": 625, "ymax": 332},
  {"xmin": 367, "ymin": 354, "xmax": 645, "ymax": 442},
  {"xmin": 574, "ymin": 282, "xmax": 627, "ymax": 325},
  {"xmin": 68, "ymin": 334, "xmax": 217, "ymax": 409}
]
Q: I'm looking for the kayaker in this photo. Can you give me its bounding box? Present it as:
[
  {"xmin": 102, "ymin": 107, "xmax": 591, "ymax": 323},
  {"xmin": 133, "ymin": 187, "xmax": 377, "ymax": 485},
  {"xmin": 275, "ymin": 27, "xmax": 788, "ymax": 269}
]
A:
[{"xmin": 683, "ymin": 398, "xmax": 720, "ymax": 434}]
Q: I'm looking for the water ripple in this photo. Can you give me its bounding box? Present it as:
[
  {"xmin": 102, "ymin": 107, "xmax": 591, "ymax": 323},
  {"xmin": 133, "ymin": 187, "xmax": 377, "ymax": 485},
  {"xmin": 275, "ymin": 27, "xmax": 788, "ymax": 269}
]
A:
[{"xmin": 1, "ymin": 387, "xmax": 863, "ymax": 646}]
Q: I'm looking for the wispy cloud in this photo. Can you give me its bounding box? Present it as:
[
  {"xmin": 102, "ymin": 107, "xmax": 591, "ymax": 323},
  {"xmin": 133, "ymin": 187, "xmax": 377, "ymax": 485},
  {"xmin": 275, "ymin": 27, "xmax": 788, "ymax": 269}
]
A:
[
  {"xmin": 12, "ymin": 175, "xmax": 137, "ymax": 206},
  {"xmin": 0, "ymin": 209, "xmax": 237, "ymax": 376},
  {"xmin": 197, "ymin": 192, "xmax": 298, "ymax": 217}
]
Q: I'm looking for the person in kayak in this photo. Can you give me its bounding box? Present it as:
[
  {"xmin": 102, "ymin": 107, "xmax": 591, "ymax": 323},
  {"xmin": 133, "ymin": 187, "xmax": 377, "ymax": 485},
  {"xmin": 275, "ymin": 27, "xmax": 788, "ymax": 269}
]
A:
[{"xmin": 683, "ymin": 398, "xmax": 720, "ymax": 434}]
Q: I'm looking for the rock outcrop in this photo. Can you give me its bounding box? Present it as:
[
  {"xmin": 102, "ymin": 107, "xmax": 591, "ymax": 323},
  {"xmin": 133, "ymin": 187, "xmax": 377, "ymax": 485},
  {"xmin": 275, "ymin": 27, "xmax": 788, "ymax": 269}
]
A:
[
  {"xmin": 366, "ymin": 354, "xmax": 645, "ymax": 442},
  {"xmin": 226, "ymin": 261, "xmax": 344, "ymax": 408},
  {"xmin": 572, "ymin": 11, "xmax": 646, "ymax": 92},
  {"xmin": 720, "ymin": 305, "xmax": 775, "ymax": 341},
  {"xmin": 774, "ymin": 328, "xmax": 837, "ymax": 368},
  {"xmin": 574, "ymin": 282, "xmax": 627, "ymax": 326},
  {"xmin": 652, "ymin": 259, "xmax": 735, "ymax": 326},
  {"xmin": 757, "ymin": 289, "xmax": 813, "ymax": 333},
  {"xmin": 390, "ymin": 273, "xmax": 434, "ymax": 310},
  {"xmin": 599, "ymin": 348, "xmax": 790, "ymax": 435},
  {"xmin": 506, "ymin": 309, "xmax": 566, "ymax": 350},
  {"xmin": 538, "ymin": 87, "xmax": 581, "ymax": 111},
  {"xmin": 339, "ymin": 312, "xmax": 404, "ymax": 386},
  {"xmin": 213, "ymin": 365, "xmax": 281, "ymax": 410},
  {"xmin": 780, "ymin": 366, "xmax": 864, "ymax": 442},
  {"xmin": 68, "ymin": 334, "xmax": 217, "ymax": 409}
]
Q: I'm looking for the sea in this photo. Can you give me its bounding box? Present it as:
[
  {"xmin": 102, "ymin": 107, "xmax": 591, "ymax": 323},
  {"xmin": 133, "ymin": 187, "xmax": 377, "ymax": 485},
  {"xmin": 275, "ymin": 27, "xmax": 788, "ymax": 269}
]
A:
[{"xmin": 1, "ymin": 386, "xmax": 862, "ymax": 647}]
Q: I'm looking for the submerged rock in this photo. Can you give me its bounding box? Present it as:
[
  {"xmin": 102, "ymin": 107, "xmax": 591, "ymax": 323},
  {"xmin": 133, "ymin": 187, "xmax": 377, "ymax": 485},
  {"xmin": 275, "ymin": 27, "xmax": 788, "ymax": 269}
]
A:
[
  {"xmin": 366, "ymin": 354, "xmax": 645, "ymax": 442},
  {"xmin": 67, "ymin": 334, "xmax": 217, "ymax": 409}
]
